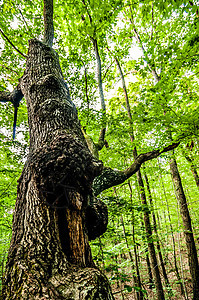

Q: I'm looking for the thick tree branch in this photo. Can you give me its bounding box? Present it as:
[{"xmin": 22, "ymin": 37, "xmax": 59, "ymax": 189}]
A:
[
  {"xmin": 97, "ymin": 128, "xmax": 106, "ymax": 150},
  {"xmin": 0, "ymin": 85, "xmax": 23, "ymax": 105},
  {"xmin": 0, "ymin": 29, "xmax": 27, "ymax": 58},
  {"xmin": 0, "ymin": 85, "xmax": 24, "ymax": 140},
  {"xmin": 43, "ymin": 0, "xmax": 54, "ymax": 47},
  {"xmin": 93, "ymin": 141, "xmax": 180, "ymax": 195},
  {"xmin": 0, "ymin": 90, "xmax": 11, "ymax": 103}
]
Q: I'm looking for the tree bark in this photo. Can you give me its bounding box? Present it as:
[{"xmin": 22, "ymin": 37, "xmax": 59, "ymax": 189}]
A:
[
  {"xmin": 92, "ymin": 38, "xmax": 106, "ymax": 150},
  {"xmin": 43, "ymin": 0, "xmax": 54, "ymax": 47},
  {"xmin": 170, "ymin": 154, "xmax": 199, "ymax": 300},
  {"xmin": 144, "ymin": 169, "xmax": 172, "ymax": 297},
  {"xmin": 184, "ymin": 154, "xmax": 199, "ymax": 189},
  {"xmin": 113, "ymin": 54, "xmax": 165, "ymax": 299},
  {"xmin": 158, "ymin": 160, "xmax": 186, "ymax": 297},
  {"xmin": 2, "ymin": 39, "xmax": 113, "ymax": 300}
]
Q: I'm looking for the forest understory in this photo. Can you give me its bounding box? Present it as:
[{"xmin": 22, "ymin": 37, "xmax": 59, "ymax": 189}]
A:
[{"xmin": 103, "ymin": 234, "xmax": 199, "ymax": 299}]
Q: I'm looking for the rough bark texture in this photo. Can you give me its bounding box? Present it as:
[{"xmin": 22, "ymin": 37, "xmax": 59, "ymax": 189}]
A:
[
  {"xmin": 170, "ymin": 156, "xmax": 199, "ymax": 300},
  {"xmin": 2, "ymin": 39, "xmax": 113, "ymax": 300}
]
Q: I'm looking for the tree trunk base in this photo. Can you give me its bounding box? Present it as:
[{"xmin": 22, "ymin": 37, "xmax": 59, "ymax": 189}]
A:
[{"xmin": 3, "ymin": 267, "xmax": 114, "ymax": 300}]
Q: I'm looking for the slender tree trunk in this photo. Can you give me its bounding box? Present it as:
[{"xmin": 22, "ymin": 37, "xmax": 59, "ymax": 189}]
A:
[
  {"xmin": 2, "ymin": 39, "xmax": 114, "ymax": 300},
  {"xmin": 136, "ymin": 182, "xmax": 154, "ymax": 291},
  {"xmin": 137, "ymin": 169, "xmax": 165, "ymax": 300},
  {"xmin": 98, "ymin": 236, "xmax": 105, "ymax": 270},
  {"xmin": 143, "ymin": 169, "xmax": 172, "ymax": 297},
  {"xmin": 113, "ymin": 54, "xmax": 165, "ymax": 300},
  {"xmin": 137, "ymin": 202, "xmax": 154, "ymax": 290},
  {"xmin": 170, "ymin": 153, "xmax": 199, "ymax": 300},
  {"xmin": 92, "ymin": 38, "xmax": 106, "ymax": 148},
  {"xmin": 184, "ymin": 154, "xmax": 199, "ymax": 189},
  {"xmin": 43, "ymin": 0, "xmax": 54, "ymax": 47},
  {"xmin": 175, "ymin": 182, "xmax": 189, "ymax": 300},
  {"xmin": 145, "ymin": 247, "xmax": 154, "ymax": 289},
  {"xmin": 121, "ymin": 214, "xmax": 144, "ymax": 300},
  {"xmin": 138, "ymin": 213, "xmax": 154, "ymax": 290},
  {"xmin": 128, "ymin": 182, "xmax": 145, "ymax": 300},
  {"xmin": 114, "ymin": 255, "xmax": 125, "ymax": 300},
  {"xmin": 114, "ymin": 186, "xmax": 143, "ymax": 300},
  {"xmin": 157, "ymin": 159, "xmax": 186, "ymax": 296}
]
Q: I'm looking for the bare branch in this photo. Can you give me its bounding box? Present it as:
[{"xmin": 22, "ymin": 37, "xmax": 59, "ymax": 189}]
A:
[{"xmin": 0, "ymin": 28, "xmax": 27, "ymax": 58}]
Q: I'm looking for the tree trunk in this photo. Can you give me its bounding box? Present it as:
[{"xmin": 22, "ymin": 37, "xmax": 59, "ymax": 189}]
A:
[
  {"xmin": 144, "ymin": 169, "xmax": 172, "ymax": 297},
  {"xmin": 184, "ymin": 154, "xmax": 199, "ymax": 189},
  {"xmin": 92, "ymin": 38, "xmax": 106, "ymax": 149},
  {"xmin": 170, "ymin": 153, "xmax": 199, "ymax": 300},
  {"xmin": 157, "ymin": 159, "xmax": 186, "ymax": 296},
  {"xmin": 113, "ymin": 53, "xmax": 164, "ymax": 299},
  {"xmin": 136, "ymin": 169, "xmax": 165, "ymax": 300},
  {"xmin": 2, "ymin": 39, "xmax": 114, "ymax": 299},
  {"xmin": 128, "ymin": 182, "xmax": 145, "ymax": 300}
]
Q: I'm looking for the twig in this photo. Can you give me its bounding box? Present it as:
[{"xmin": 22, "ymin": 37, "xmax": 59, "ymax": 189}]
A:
[
  {"xmin": 0, "ymin": 28, "xmax": 27, "ymax": 58},
  {"xmin": 0, "ymin": 65, "xmax": 19, "ymax": 75},
  {"xmin": 17, "ymin": 6, "xmax": 35, "ymax": 38}
]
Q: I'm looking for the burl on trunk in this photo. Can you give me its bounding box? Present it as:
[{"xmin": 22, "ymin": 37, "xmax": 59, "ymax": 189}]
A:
[{"xmin": 2, "ymin": 39, "xmax": 114, "ymax": 300}]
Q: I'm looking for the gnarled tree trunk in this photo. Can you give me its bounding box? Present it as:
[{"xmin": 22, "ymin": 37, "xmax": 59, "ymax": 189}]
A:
[{"xmin": 2, "ymin": 39, "xmax": 113, "ymax": 300}]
